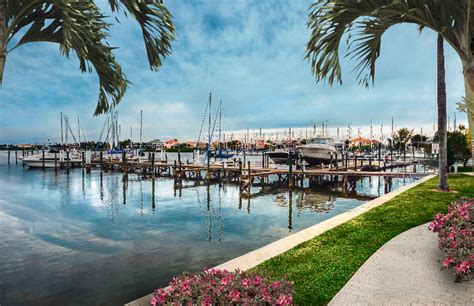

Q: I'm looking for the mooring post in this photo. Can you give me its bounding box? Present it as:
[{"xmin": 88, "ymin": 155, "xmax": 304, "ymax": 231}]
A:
[
  {"xmin": 82, "ymin": 151, "xmax": 85, "ymax": 167},
  {"xmin": 174, "ymin": 160, "xmax": 178, "ymax": 179},
  {"xmin": 100, "ymin": 151, "xmax": 103, "ymax": 170},
  {"xmin": 14, "ymin": 150, "xmax": 17, "ymax": 164},
  {"xmin": 243, "ymin": 151, "xmax": 246, "ymax": 165},
  {"xmin": 262, "ymin": 151, "xmax": 265, "ymax": 169},
  {"xmin": 335, "ymin": 152, "xmax": 339, "ymax": 171},
  {"xmin": 42, "ymin": 150, "xmax": 45, "ymax": 169},
  {"xmin": 288, "ymin": 152, "xmax": 293, "ymax": 188},
  {"xmin": 354, "ymin": 155, "xmax": 357, "ymax": 170},
  {"xmin": 66, "ymin": 151, "xmax": 70, "ymax": 169},
  {"xmin": 378, "ymin": 144, "xmax": 381, "ymax": 166},
  {"xmin": 7, "ymin": 149, "xmax": 10, "ymax": 165},
  {"xmin": 369, "ymin": 156, "xmax": 372, "ymax": 167},
  {"xmin": 151, "ymin": 152, "xmax": 155, "ymax": 176}
]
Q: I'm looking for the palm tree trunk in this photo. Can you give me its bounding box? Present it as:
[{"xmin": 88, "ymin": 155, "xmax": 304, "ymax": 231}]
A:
[
  {"xmin": 437, "ymin": 34, "xmax": 448, "ymax": 191},
  {"xmin": 463, "ymin": 67, "xmax": 474, "ymax": 163},
  {"xmin": 0, "ymin": 0, "xmax": 6, "ymax": 84}
]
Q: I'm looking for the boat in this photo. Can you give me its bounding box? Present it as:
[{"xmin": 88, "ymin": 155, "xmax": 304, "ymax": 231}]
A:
[
  {"xmin": 298, "ymin": 137, "xmax": 337, "ymax": 166},
  {"xmin": 22, "ymin": 146, "xmax": 82, "ymax": 168},
  {"xmin": 210, "ymin": 149, "xmax": 234, "ymax": 159},
  {"xmin": 267, "ymin": 147, "xmax": 298, "ymax": 164}
]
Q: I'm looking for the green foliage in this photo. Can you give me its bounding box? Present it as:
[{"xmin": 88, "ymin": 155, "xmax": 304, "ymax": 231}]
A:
[
  {"xmin": 393, "ymin": 128, "xmax": 413, "ymax": 151},
  {"xmin": 434, "ymin": 125, "xmax": 472, "ymax": 166},
  {"xmin": 255, "ymin": 175, "xmax": 474, "ymax": 305},
  {"xmin": 3, "ymin": 1, "xmax": 175, "ymax": 115},
  {"xmin": 306, "ymin": 1, "xmax": 472, "ymax": 87}
]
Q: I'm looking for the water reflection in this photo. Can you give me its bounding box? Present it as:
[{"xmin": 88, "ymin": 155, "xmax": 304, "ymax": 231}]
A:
[{"xmin": 0, "ymin": 152, "xmax": 420, "ymax": 306}]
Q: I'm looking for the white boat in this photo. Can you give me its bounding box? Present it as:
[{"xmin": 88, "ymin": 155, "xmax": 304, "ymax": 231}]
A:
[
  {"xmin": 22, "ymin": 149, "xmax": 82, "ymax": 168},
  {"xmin": 299, "ymin": 137, "xmax": 337, "ymax": 166}
]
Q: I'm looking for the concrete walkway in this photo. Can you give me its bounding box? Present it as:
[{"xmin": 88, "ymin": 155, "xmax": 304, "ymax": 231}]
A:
[{"xmin": 330, "ymin": 223, "xmax": 474, "ymax": 306}]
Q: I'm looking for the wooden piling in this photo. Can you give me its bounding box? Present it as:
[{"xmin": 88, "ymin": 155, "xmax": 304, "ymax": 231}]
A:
[
  {"xmin": 15, "ymin": 150, "xmax": 18, "ymax": 164},
  {"xmin": 7, "ymin": 150, "xmax": 10, "ymax": 165},
  {"xmin": 151, "ymin": 153, "xmax": 155, "ymax": 176},
  {"xmin": 100, "ymin": 151, "xmax": 103, "ymax": 170},
  {"xmin": 42, "ymin": 150, "xmax": 45, "ymax": 169},
  {"xmin": 66, "ymin": 151, "xmax": 69, "ymax": 168},
  {"xmin": 288, "ymin": 152, "xmax": 293, "ymax": 188},
  {"xmin": 54, "ymin": 152, "xmax": 58, "ymax": 168}
]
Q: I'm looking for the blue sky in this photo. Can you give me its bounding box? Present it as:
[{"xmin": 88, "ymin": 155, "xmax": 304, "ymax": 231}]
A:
[{"xmin": 0, "ymin": 0, "xmax": 466, "ymax": 144}]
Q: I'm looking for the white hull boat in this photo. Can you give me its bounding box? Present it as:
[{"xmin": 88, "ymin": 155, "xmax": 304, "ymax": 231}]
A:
[
  {"xmin": 22, "ymin": 151, "xmax": 82, "ymax": 168},
  {"xmin": 299, "ymin": 137, "xmax": 337, "ymax": 166}
]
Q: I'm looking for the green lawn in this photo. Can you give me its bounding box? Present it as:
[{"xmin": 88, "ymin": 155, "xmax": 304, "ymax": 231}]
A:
[{"xmin": 254, "ymin": 175, "xmax": 474, "ymax": 305}]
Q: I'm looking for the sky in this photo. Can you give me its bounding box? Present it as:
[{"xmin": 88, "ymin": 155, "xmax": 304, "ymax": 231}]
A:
[{"xmin": 0, "ymin": 0, "xmax": 467, "ymax": 144}]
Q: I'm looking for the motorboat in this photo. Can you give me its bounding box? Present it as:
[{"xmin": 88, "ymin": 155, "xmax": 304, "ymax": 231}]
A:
[
  {"xmin": 267, "ymin": 147, "xmax": 298, "ymax": 165},
  {"xmin": 298, "ymin": 137, "xmax": 337, "ymax": 166}
]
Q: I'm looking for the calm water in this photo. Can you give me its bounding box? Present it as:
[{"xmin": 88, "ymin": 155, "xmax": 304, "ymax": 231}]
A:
[{"xmin": 0, "ymin": 152, "xmax": 417, "ymax": 305}]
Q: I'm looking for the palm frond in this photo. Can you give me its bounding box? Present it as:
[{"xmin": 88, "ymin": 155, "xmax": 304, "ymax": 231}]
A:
[
  {"xmin": 108, "ymin": 0, "xmax": 175, "ymax": 70},
  {"xmin": 4, "ymin": 0, "xmax": 175, "ymax": 115},
  {"xmin": 306, "ymin": 0, "xmax": 469, "ymax": 86}
]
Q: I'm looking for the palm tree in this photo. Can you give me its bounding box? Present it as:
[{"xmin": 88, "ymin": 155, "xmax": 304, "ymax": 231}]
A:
[
  {"xmin": 393, "ymin": 127, "xmax": 413, "ymax": 161},
  {"xmin": 306, "ymin": 0, "xmax": 474, "ymax": 172},
  {"xmin": 437, "ymin": 34, "xmax": 448, "ymax": 190},
  {"xmin": 0, "ymin": 0, "xmax": 175, "ymax": 115}
]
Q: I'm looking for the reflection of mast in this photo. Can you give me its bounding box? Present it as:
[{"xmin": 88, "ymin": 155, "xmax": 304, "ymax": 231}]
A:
[
  {"xmin": 288, "ymin": 190, "xmax": 293, "ymax": 232},
  {"xmin": 206, "ymin": 184, "xmax": 212, "ymax": 242},
  {"xmin": 100, "ymin": 171, "xmax": 104, "ymax": 201},
  {"xmin": 152, "ymin": 177, "xmax": 156, "ymax": 211},
  {"xmin": 122, "ymin": 173, "xmax": 128, "ymax": 205},
  {"xmin": 140, "ymin": 180, "xmax": 144, "ymax": 216}
]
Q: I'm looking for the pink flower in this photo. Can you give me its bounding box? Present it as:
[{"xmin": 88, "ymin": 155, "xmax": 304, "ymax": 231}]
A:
[
  {"xmin": 221, "ymin": 275, "xmax": 233, "ymax": 286},
  {"xmin": 228, "ymin": 289, "xmax": 240, "ymax": 301},
  {"xmin": 272, "ymin": 281, "xmax": 282, "ymax": 289},
  {"xmin": 276, "ymin": 294, "xmax": 293, "ymax": 305},
  {"xmin": 241, "ymin": 278, "xmax": 250, "ymax": 287},
  {"xmin": 252, "ymin": 275, "xmax": 262, "ymax": 286},
  {"xmin": 442, "ymin": 257, "xmax": 452, "ymax": 268}
]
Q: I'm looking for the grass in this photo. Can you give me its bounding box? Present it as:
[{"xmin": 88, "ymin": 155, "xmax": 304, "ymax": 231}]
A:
[{"xmin": 254, "ymin": 175, "xmax": 474, "ymax": 305}]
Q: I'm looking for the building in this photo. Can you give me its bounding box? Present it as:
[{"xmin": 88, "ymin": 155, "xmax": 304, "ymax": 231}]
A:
[
  {"xmin": 147, "ymin": 139, "xmax": 164, "ymax": 150},
  {"xmin": 351, "ymin": 136, "xmax": 380, "ymax": 146},
  {"xmin": 164, "ymin": 139, "xmax": 180, "ymax": 149}
]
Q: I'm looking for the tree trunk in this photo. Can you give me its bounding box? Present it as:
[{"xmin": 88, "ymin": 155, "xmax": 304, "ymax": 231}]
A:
[
  {"xmin": 0, "ymin": 0, "xmax": 6, "ymax": 84},
  {"xmin": 437, "ymin": 34, "xmax": 448, "ymax": 191},
  {"xmin": 463, "ymin": 67, "xmax": 474, "ymax": 164}
]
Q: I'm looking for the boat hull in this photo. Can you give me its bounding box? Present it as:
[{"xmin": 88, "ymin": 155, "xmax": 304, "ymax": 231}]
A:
[
  {"xmin": 267, "ymin": 152, "xmax": 289, "ymax": 164},
  {"xmin": 299, "ymin": 147, "xmax": 336, "ymax": 166}
]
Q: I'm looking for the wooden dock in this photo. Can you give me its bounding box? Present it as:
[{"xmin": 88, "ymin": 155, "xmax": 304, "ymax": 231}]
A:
[{"xmin": 83, "ymin": 153, "xmax": 434, "ymax": 197}]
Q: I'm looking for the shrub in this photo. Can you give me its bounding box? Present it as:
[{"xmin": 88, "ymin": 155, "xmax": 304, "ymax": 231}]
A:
[
  {"xmin": 428, "ymin": 197, "xmax": 473, "ymax": 282},
  {"xmin": 151, "ymin": 269, "xmax": 294, "ymax": 305}
]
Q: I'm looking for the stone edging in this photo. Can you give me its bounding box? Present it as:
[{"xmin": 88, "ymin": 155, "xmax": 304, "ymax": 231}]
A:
[{"xmin": 126, "ymin": 174, "xmax": 436, "ymax": 306}]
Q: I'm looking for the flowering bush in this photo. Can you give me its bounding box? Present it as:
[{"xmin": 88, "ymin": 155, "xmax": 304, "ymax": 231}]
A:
[
  {"xmin": 151, "ymin": 269, "xmax": 294, "ymax": 305},
  {"xmin": 428, "ymin": 197, "xmax": 473, "ymax": 282}
]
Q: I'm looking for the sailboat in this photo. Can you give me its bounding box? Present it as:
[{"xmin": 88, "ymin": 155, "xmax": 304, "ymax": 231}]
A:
[
  {"xmin": 211, "ymin": 100, "xmax": 234, "ymax": 159},
  {"xmin": 22, "ymin": 113, "xmax": 82, "ymax": 168}
]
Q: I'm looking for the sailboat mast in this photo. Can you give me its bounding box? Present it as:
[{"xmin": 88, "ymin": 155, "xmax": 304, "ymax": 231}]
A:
[
  {"xmin": 218, "ymin": 101, "xmax": 222, "ymax": 151},
  {"xmin": 139, "ymin": 110, "xmax": 143, "ymax": 149},
  {"xmin": 60, "ymin": 112, "xmax": 63, "ymax": 144},
  {"xmin": 77, "ymin": 115, "xmax": 81, "ymax": 144},
  {"xmin": 208, "ymin": 93, "xmax": 212, "ymax": 155}
]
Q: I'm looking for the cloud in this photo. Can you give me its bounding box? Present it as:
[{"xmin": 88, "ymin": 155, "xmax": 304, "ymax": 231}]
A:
[{"xmin": 0, "ymin": 0, "xmax": 466, "ymax": 143}]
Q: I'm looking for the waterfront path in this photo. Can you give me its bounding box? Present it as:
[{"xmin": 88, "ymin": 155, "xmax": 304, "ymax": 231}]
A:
[{"xmin": 330, "ymin": 223, "xmax": 474, "ymax": 305}]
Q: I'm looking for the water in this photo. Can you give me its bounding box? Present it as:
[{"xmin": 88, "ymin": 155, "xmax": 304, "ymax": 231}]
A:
[{"xmin": 0, "ymin": 152, "xmax": 417, "ymax": 305}]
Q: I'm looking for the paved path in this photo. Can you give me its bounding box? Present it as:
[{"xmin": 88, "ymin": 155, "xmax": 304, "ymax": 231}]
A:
[{"xmin": 330, "ymin": 223, "xmax": 474, "ymax": 305}]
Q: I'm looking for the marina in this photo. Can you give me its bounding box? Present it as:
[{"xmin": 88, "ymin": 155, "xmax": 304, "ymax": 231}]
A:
[{"xmin": 0, "ymin": 151, "xmax": 427, "ymax": 305}]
